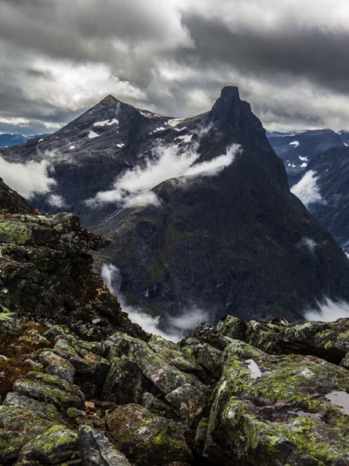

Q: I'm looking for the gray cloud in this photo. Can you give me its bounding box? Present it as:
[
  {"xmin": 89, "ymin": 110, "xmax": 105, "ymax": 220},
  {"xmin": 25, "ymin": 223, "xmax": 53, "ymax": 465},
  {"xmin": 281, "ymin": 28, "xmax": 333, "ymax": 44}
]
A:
[
  {"xmin": 1, "ymin": 0, "xmax": 349, "ymax": 134},
  {"xmin": 181, "ymin": 14, "xmax": 349, "ymax": 94}
]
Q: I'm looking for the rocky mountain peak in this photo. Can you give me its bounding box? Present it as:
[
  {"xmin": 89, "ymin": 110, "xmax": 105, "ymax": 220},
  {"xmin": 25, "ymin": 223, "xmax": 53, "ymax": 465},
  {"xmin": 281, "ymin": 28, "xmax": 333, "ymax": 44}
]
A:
[{"xmin": 210, "ymin": 85, "xmax": 244, "ymax": 118}]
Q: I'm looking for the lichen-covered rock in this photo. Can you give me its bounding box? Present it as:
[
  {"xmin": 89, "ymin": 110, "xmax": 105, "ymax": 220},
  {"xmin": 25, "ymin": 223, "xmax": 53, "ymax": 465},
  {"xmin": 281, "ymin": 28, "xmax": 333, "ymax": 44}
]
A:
[
  {"xmin": 165, "ymin": 383, "xmax": 208, "ymax": 426},
  {"xmin": 53, "ymin": 338, "xmax": 110, "ymax": 383},
  {"xmin": 4, "ymin": 392, "xmax": 63, "ymax": 421},
  {"xmin": 148, "ymin": 334, "xmax": 206, "ymax": 379},
  {"xmin": 245, "ymin": 319, "xmax": 284, "ymax": 354},
  {"xmin": 179, "ymin": 337, "xmax": 223, "ymax": 383},
  {"xmin": 243, "ymin": 318, "xmax": 349, "ymax": 365},
  {"xmin": 102, "ymin": 356, "xmax": 151, "ymax": 404},
  {"xmin": 107, "ymin": 403, "xmax": 192, "ymax": 465},
  {"xmin": 216, "ymin": 315, "xmax": 247, "ymax": 341},
  {"xmin": 192, "ymin": 323, "xmax": 231, "ymax": 350},
  {"xmin": 78, "ymin": 425, "xmax": 131, "ymax": 466},
  {"xmin": 39, "ymin": 350, "xmax": 76, "ymax": 383},
  {"xmin": 108, "ymin": 332, "xmax": 207, "ymax": 396},
  {"xmin": 0, "ymin": 405, "xmax": 60, "ymax": 463},
  {"xmin": 0, "ymin": 207, "xmax": 148, "ymax": 342},
  {"xmin": 141, "ymin": 392, "xmax": 179, "ymax": 420},
  {"xmin": 15, "ymin": 424, "xmax": 79, "ymax": 465},
  {"xmin": 13, "ymin": 371, "xmax": 85, "ymax": 409},
  {"xmin": 341, "ymin": 352, "xmax": 349, "ymax": 369},
  {"xmin": 0, "ymin": 308, "xmax": 21, "ymax": 336},
  {"xmin": 202, "ymin": 340, "xmax": 349, "ymax": 465},
  {"xmin": 276, "ymin": 319, "xmax": 349, "ymax": 363}
]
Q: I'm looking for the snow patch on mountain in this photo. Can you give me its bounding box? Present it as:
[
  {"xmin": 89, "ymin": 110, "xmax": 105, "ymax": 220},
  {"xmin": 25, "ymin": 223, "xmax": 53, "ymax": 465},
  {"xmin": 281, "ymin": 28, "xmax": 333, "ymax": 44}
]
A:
[
  {"xmin": 289, "ymin": 141, "xmax": 300, "ymax": 148},
  {"xmin": 176, "ymin": 134, "xmax": 193, "ymax": 143},
  {"xmin": 291, "ymin": 170, "xmax": 324, "ymax": 207},
  {"xmin": 167, "ymin": 118, "xmax": 185, "ymax": 127},
  {"xmin": 88, "ymin": 131, "xmax": 99, "ymax": 139},
  {"xmin": 93, "ymin": 118, "xmax": 119, "ymax": 127}
]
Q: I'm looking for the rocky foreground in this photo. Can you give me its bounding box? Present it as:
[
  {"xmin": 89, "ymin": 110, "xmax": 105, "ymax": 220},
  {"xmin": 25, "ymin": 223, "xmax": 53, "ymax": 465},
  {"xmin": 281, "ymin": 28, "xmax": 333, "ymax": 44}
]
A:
[
  {"xmin": 1, "ymin": 178, "xmax": 349, "ymax": 465},
  {"xmin": 2, "ymin": 309, "xmax": 349, "ymax": 465}
]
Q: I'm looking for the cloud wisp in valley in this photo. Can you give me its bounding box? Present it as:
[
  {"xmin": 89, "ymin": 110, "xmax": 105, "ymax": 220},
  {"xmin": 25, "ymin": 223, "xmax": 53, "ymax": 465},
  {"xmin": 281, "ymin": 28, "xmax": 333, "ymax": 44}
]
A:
[
  {"xmin": 305, "ymin": 297, "xmax": 349, "ymax": 322},
  {"xmin": 291, "ymin": 170, "xmax": 324, "ymax": 208},
  {"xmin": 101, "ymin": 262, "xmax": 209, "ymax": 341},
  {"xmin": 87, "ymin": 143, "xmax": 240, "ymax": 209}
]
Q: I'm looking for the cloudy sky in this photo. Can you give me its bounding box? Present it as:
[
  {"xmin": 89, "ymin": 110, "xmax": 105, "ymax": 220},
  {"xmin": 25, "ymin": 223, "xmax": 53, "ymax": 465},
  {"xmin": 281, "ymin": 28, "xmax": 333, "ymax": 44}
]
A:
[{"xmin": 1, "ymin": 0, "xmax": 349, "ymax": 135}]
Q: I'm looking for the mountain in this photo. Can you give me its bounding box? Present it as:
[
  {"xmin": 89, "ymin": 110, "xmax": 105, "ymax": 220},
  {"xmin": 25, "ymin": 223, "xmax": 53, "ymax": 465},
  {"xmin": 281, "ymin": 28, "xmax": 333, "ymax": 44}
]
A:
[
  {"xmin": 268, "ymin": 129, "xmax": 349, "ymax": 254},
  {"xmin": 2, "ymin": 88, "xmax": 349, "ymax": 326},
  {"xmin": 0, "ymin": 132, "xmax": 45, "ymax": 148},
  {"xmin": 267, "ymin": 129, "xmax": 344, "ymax": 182}
]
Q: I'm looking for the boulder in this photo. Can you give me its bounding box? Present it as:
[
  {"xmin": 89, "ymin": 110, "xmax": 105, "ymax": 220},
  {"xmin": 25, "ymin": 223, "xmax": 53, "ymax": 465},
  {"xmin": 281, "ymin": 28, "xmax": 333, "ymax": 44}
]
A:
[
  {"xmin": 13, "ymin": 371, "xmax": 85, "ymax": 409},
  {"xmin": 0, "ymin": 405, "xmax": 61, "ymax": 463},
  {"xmin": 78, "ymin": 425, "xmax": 131, "ymax": 466},
  {"xmin": 102, "ymin": 356, "xmax": 152, "ymax": 404},
  {"xmin": 201, "ymin": 340, "xmax": 349, "ymax": 465},
  {"xmin": 15, "ymin": 425, "xmax": 78, "ymax": 465},
  {"xmin": 107, "ymin": 403, "xmax": 192, "ymax": 465},
  {"xmin": 39, "ymin": 350, "xmax": 76, "ymax": 383}
]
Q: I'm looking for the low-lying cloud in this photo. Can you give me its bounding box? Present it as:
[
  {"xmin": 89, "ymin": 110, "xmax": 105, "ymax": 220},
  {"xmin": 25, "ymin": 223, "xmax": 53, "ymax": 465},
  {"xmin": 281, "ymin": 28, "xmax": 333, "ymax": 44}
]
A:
[
  {"xmin": 0, "ymin": 156, "xmax": 55, "ymax": 199},
  {"xmin": 291, "ymin": 170, "xmax": 324, "ymax": 208},
  {"xmin": 101, "ymin": 263, "xmax": 209, "ymax": 341},
  {"xmin": 87, "ymin": 143, "xmax": 240, "ymax": 209},
  {"xmin": 168, "ymin": 307, "xmax": 209, "ymax": 335},
  {"xmin": 305, "ymin": 297, "xmax": 349, "ymax": 322},
  {"xmin": 101, "ymin": 263, "xmax": 177, "ymax": 340}
]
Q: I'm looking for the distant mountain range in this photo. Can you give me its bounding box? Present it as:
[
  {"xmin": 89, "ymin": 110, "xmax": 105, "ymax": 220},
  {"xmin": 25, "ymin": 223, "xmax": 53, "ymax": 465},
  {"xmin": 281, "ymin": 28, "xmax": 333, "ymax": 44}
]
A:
[
  {"xmin": 0, "ymin": 132, "xmax": 47, "ymax": 148},
  {"xmin": 1, "ymin": 88, "xmax": 349, "ymax": 328},
  {"xmin": 268, "ymin": 129, "xmax": 349, "ymax": 254}
]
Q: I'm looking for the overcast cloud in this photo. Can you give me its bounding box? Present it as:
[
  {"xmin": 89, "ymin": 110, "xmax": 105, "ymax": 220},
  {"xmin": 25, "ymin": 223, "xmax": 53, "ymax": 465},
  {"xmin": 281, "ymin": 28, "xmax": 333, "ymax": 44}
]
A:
[{"xmin": 1, "ymin": 0, "xmax": 349, "ymax": 135}]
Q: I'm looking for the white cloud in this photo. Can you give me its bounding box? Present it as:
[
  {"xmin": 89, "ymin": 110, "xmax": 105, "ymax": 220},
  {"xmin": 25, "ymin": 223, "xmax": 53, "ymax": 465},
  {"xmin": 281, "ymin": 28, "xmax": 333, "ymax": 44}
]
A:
[
  {"xmin": 47, "ymin": 194, "xmax": 66, "ymax": 208},
  {"xmin": 291, "ymin": 170, "xmax": 324, "ymax": 208},
  {"xmin": 168, "ymin": 307, "xmax": 209, "ymax": 333},
  {"xmin": 101, "ymin": 263, "xmax": 180, "ymax": 341},
  {"xmin": 0, "ymin": 156, "xmax": 55, "ymax": 199},
  {"xmin": 298, "ymin": 237, "xmax": 318, "ymax": 254},
  {"xmin": 305, "ymin": 297, "xmax": 349, "ymax": 322},
  {"xmin": 29, "ymin": 59, "xmax": 147, "ymax": 113},
  {"xmin": 184, "ymin": 145, "xmax": 238, "ymax": 176},
  {"xmin": 87, "ymin": 142, "xmax": 240, "ymax": 208}
]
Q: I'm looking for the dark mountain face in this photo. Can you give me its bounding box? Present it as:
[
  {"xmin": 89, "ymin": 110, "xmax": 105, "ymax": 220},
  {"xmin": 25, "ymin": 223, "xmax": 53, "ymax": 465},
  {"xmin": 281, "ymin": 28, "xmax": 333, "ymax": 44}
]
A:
[
  {"xmin": 268, "ymin": 129, "xmax": 349, "ymax": 254},
  {"xmin": 2, "ymin": 88, "xmax": 349, "ymax": 326}
]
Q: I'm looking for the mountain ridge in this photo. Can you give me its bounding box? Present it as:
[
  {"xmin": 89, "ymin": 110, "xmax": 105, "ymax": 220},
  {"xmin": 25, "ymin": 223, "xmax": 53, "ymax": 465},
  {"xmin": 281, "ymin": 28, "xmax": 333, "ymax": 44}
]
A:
[{"xmin": 1, "ymin": 87, "xmax": 349, "ymax": 326}]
